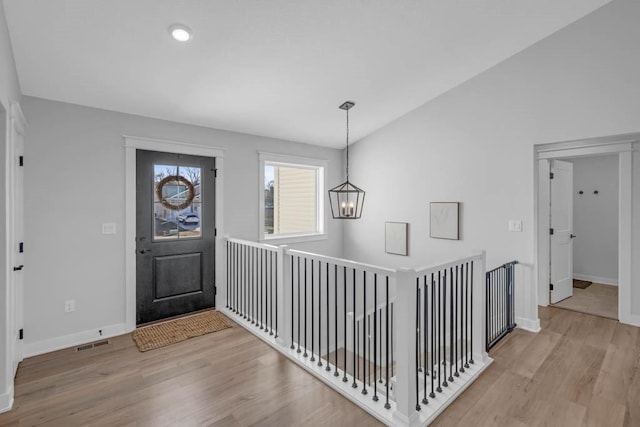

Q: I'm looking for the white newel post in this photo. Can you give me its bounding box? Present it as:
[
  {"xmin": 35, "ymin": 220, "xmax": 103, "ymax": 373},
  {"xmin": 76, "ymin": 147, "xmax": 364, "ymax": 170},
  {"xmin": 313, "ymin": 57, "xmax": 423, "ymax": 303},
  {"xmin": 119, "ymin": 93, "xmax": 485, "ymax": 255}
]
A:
[
  {"xmin": 473, "ymin": 251, "xmax": 489, "ymax": 363},
  {"xmin": 220, "ymin": 236, "xmax": 229, "ymax": 310},
  {"xmin": 276, "ymin": 245, "xmax": 291, "ymax": 349},
  {"xmin": 393, "ymin": 268, "xmax": 420, "ymax": 427}
]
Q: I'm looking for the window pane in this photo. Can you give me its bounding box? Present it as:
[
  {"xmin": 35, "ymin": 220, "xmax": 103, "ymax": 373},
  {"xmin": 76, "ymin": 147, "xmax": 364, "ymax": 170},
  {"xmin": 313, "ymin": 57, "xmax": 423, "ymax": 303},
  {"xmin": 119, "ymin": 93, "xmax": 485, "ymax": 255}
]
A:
[
  {"xmin": 153, "ymin": 164, "xmax": 202, "ymax": 241},
  {"xmin": 265, "ymin": 165, "xmax": 275, "ymax": 234},
  {"xmin": 177, "ymin": 203, "xmax": 202, "ymax": 238},
  {"xmin": 268, "ymin": 164, "xmax": 318, "ymax": 236}
]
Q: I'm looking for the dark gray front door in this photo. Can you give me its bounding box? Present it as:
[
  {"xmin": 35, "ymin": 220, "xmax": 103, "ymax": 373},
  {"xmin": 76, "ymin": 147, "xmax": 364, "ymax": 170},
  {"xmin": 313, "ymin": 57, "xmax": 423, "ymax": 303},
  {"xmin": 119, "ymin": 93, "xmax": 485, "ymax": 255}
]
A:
[{"xmin": 136, "ymin": 150, "xmax": 216, "ymax": 325}]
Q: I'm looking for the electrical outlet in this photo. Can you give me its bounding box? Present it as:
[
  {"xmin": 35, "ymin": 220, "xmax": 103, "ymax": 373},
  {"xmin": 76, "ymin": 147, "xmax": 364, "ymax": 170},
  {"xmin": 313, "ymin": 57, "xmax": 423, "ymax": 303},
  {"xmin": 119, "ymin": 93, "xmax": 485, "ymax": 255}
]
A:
[
  {"xmin": 508, "ymin": 220, "xmax": 523, "ymax": 232},
  {"xmin": 102, "ymin": 223, "xmax": 116, "ymax": 234},
  {"xmin": 64, "ymin": 299, "xmax": 75, "ymax": 313}
]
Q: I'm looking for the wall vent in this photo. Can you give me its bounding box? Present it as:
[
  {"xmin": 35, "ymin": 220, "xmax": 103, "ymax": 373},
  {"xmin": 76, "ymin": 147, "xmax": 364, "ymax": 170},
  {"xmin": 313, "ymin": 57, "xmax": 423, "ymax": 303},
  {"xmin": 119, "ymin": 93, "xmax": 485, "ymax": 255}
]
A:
[{"xmin": 76, "ymin": 340, "xmax": 110, "ymax": 352}]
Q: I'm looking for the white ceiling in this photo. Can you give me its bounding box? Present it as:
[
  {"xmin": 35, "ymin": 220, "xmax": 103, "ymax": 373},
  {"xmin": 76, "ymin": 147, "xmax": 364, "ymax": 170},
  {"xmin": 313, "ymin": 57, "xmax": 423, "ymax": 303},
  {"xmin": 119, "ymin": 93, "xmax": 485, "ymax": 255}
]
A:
[{"xmin": 3, "ymin": 0, "xmax": 610, "ymax": 148}]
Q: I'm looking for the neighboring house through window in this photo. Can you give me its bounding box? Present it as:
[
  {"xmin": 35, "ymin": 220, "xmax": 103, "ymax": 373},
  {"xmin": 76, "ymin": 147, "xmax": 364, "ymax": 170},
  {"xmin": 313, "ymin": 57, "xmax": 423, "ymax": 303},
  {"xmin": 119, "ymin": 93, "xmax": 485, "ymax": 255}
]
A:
[{"xmin": 259, "ymin": 152, "xmax": 327, "ymax": 243}]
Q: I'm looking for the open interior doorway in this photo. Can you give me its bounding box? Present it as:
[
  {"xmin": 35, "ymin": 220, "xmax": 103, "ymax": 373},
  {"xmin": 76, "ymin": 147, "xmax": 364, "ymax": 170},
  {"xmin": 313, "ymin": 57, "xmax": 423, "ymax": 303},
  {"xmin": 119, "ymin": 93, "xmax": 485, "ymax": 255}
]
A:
[
  {"xmin": 549, "ymin": 155, "xmax": 619, "ymax": 320},
  {"xmin": 535, "ymin": 134, "xmax": 635, "ymax": 326}
]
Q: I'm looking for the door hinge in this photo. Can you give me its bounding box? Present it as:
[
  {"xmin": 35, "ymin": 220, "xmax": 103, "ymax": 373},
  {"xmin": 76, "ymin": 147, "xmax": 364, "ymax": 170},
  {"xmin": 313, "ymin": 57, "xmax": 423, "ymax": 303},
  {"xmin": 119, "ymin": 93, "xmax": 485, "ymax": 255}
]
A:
[
  {"xmin": 19, "ymin": 329, "xmax": 23, "ymax": 340},
  {"xmin": 215, "ymin": 228, "xmax": 217, "ymax": 237},
  {"xmin": 550, "ymin": 228, "xmax": 554, "ymax": 235},
  {"xmin": 19, "ymin": 155, "xmax": 24, "ymax": 167},
  {"xmin": 19, "ymin": 242, "xmax": 24, "ymax": 253},
  {"xmin": 214, "ymin": 169, "xmax": 218, "ymax": 178},
  {"xmin": 550, "ymin": 172, "xmax": 554, "ymax": 179},
  {"xmin": 549, "ymin": 283, "xmax": 554, "ymax": 291},
  {"xmin": 214, "ymin": 286, "xmax": 217, "ymax": 297}
]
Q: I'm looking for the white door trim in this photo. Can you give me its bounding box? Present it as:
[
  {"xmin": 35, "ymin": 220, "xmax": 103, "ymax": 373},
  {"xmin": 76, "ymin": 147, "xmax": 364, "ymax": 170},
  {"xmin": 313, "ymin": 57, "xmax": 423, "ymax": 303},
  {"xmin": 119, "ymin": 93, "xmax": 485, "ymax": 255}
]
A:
[
  {"xmin": 123, "ymin": 136, "xmax": 225, "ymax": 331},
  {"xmin": 534, "ymin": 134, "xmax": 637, "ymax": 326}
]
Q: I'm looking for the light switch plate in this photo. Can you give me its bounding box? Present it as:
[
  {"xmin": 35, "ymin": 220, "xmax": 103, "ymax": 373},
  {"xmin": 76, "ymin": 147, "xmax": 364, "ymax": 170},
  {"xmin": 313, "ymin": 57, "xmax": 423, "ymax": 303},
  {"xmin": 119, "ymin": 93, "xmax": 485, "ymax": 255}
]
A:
[
  {"xmin": 102, "ymin": 223, "xmax": 116, "ymax": 234},
  {"xmin": 508, "ymin": 220, "xmax": 523, "ymax": 232}
]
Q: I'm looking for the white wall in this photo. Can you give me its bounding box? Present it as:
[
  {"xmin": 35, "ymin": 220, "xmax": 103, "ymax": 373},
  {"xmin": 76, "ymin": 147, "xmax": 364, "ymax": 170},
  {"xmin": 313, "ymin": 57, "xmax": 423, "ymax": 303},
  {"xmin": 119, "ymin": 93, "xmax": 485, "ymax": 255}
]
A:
[
  {"xmin": 344, "ymin": 0, "xmax": 640, "ymax": 326},
  {"xmin": 0, "ymin": 0, "xmax": 21, "ymax": 413},
  {"xmin": 571, "ymin": 156, "xmax": 618, "ymax": 285},
  {"xmin": 21, "ymin": 96, "xmax": 344, "ymax": 352}
]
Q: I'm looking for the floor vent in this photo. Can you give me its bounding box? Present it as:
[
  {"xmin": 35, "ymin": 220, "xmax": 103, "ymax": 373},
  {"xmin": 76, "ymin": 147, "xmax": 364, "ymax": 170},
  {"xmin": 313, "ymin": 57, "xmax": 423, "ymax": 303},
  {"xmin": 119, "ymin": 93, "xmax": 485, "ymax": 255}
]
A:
[{"xmin": 76, "ymin": 340, "xmax": 110, "ymax": 352}]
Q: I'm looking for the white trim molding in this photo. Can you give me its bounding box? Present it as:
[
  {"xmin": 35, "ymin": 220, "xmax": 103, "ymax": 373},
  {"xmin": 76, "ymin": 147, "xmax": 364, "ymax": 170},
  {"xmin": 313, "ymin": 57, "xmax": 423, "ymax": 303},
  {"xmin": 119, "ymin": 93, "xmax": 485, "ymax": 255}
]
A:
[
  {"xmin": 257, "ymin": 151, "xmax": 328, "ymax": 244},
  {"xmin": 515, "ymin": 316, "xmax": 541, "ymax": 333},
  {"xmin": 23, "ymin": 323, "xmax": 129, "ymax": 358},
  {"xmin": 573, "ymin": 274, "xmax": 617, "ymax": 286},
  {"xmin": 534, "ymin": 134, "xmax": 637, "ymax": 327},
  {"xmin": 0, "ymin": 382, "xmax": 13, "ymax": 414},
  {"xmin": 124, "ymin": 136, "xmax": 225, "ymax": 330}
]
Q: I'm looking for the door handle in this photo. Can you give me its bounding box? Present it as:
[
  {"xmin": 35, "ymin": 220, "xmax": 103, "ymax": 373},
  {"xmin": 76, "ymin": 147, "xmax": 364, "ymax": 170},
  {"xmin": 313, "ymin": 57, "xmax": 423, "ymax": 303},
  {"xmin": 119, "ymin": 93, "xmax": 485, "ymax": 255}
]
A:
[
  {"xmin": 13, "ymin": 265, "xmax": 24, "ymax": 271},
  {"xmin": 138, "ymin": 249, "xmax": 152, "ymax": 254},
  {"xmin": 570, "ymin": 234, "xmax": 577, "ymax": 239}
]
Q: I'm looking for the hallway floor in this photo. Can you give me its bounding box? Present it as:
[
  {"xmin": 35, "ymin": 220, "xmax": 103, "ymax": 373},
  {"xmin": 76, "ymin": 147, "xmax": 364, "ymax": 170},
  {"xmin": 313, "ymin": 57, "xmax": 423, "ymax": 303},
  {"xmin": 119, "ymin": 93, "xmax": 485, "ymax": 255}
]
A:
[{"xmin": 553, "ymin": 282, "xmax": 618, "ymax": 320}]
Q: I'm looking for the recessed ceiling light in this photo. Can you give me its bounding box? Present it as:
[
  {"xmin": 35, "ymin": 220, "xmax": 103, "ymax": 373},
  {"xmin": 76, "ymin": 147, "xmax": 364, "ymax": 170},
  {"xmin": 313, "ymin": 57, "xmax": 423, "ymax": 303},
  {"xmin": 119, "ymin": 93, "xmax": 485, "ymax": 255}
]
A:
[{"xmin": 169, "ymin": 24, "xmax": 192, "ymax": 42}]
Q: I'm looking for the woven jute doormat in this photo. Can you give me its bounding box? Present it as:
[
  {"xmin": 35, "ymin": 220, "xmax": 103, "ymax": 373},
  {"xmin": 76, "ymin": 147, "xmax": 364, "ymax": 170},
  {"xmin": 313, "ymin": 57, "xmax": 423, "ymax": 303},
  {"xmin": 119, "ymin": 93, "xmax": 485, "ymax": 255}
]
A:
[{"xmin": 132, "ymin": 310, "xmax": 233, "ymax": 352}]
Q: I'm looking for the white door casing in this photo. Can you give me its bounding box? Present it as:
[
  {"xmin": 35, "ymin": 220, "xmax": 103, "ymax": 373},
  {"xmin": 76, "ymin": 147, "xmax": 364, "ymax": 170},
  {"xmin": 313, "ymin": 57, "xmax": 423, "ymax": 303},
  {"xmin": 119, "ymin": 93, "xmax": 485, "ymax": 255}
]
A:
[
  {"xmin": 550, "ymin": 159, "xmax": 573, "ymax": 304},
  {"xmin": 8, "ymin": 103, "xmax": 26, "ymax": 375}
]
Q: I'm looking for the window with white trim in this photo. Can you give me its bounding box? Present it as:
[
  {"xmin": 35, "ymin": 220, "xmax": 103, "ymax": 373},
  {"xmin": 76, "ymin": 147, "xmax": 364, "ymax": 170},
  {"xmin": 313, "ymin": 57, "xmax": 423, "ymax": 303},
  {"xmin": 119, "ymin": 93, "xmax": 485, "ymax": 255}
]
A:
[{"xmin": 259, "ymin": 153, "xmax": 326, "ymax": 242}]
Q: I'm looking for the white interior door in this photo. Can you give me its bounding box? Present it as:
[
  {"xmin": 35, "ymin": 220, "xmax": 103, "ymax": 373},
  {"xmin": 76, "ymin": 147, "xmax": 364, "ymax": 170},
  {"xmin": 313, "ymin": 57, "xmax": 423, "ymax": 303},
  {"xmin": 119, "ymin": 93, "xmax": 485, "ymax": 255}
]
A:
[
  {"xmin": 9, "ymin": 103, "xmax": 25, "ymax": 374},
  {"xmin": 550, "ymin": 159, "xmax": 574, "ymax": 304}
]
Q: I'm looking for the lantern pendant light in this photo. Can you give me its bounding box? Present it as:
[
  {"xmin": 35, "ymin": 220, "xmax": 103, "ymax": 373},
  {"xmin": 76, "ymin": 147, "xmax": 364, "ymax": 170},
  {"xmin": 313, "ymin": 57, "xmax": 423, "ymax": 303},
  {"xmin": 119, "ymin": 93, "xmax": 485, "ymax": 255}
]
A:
[{"xmin": 328, "ymin": 101, "xmax": 365, "ymax": 219}]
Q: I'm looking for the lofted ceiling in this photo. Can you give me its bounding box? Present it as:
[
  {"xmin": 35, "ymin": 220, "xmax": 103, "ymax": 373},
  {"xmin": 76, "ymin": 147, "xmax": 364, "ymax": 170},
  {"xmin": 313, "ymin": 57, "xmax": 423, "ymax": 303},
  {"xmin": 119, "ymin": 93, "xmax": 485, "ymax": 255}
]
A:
[{"xmin": 3, "ymin": 0, "xmax": 610, "ymax": 148}]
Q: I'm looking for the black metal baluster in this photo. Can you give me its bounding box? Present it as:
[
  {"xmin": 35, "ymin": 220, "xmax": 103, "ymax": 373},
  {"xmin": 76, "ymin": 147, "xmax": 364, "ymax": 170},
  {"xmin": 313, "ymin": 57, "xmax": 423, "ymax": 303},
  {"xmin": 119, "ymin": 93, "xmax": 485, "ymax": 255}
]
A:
[
  {"xmin": 469, "ymin": 261, "xmax": 474, "ymax": 365},
  {"xmin": 317, "ymin": 261, "xmax": 321, "ymax": 366},
  {"xmin": 343, "ymin": 266, "xmax": 348, "ymax": 383},
  {"xmin": 274, "ymin": 251, "xmax": 278, "ymax": 338},
  {"xmin": 455, "ymin": 265, "xmax": 459, "ymax": 378},
  {"xmin": 436, "ymin": 270, "xmax": 442, "ymax": 393},
  {"xmin": 326, "ymin": 261, "xmax": 331, "ymax": 371},
  {"xmin": 352, "ymin": 269, "xmax": 357, "ymax": 388},
  {"xmin": 449, "ymin": 267, "xmax": 454, "ymax": 383},
  {"xmin": 243, "ymin": 244, "xmax": 247, "ymax": 318},
  {"xmin": 291, "ymin": 255, "xmax": 295, "ymax": 350},
  {"xmin": 373, "ymin": 273, "xmax": 378, "ymax": 402},
  {"xmin": 460, "ymin": 262, "xmax": 466, "ymax": 373},
  {"xmin": 430, "ymin": 272, "xmax": 435, "ymax": 398},
  {"xmin": 442, "ymin": 268, "xmax": 448, "ymax": 388},
  {"xmin": 259, "ymin": 249, "xmax": 263, "ymax": 330},
  {"xmin": 368, "ymin": 314, "xmax": 371, "ymax": 388},
  {"xmin": 250, "ymin": 247, "xmax": 254, "ymax": 324},
  {"xmin": 269, "ymin": 251, "xmax": 273, "ymax": 335},
  {"xmin": 310, "ymin": 259, "xmax": 315, "ymax": 361},
  {"xmin": 384, "ymin": 276, "xmax": 390, "ymax": 409},
  {"xmin": 391, "ymin": 302, "xmax": 394, "ymax": 380},
  {"xmin": 362, "ymin": 270, "xmax": 367, "ymax": 395},
  {"xmin": 464, "ymin": 263, "xmax": 469, "ymax": 368},
  {"xmin": 423, "ymin": 275, "xmax": 428, "ymax": 405},
  {"xmin": 334, "ymin": 264, "xmax": 339, "ymax": 377},
  {"xmin": 304, "ymin": 258, "xmax": 308, "ymax": 357},
  {"xmin": 415, "ymin": 278, "xmax": 421, "ymax": 411}
]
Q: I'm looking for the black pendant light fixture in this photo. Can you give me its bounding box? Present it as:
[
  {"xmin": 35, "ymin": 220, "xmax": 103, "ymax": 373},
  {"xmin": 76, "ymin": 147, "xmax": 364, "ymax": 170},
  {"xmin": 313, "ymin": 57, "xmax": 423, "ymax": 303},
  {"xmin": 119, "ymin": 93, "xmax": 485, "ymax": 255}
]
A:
[{"xmin": 328, "ymin": 101, "xmax": 365, "ymax": 219}]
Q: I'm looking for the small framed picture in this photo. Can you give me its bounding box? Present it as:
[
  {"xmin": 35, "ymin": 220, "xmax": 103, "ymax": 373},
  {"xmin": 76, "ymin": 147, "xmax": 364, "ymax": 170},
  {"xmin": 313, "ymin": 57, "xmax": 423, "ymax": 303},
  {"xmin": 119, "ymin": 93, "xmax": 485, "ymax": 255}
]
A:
[
  {"xmin": 430, "ymin": 202, "xmax": 460, "ymax": 240},
  {"xmin": 385, "ymin": 222, "xmax": 408, "ymax": 256}
]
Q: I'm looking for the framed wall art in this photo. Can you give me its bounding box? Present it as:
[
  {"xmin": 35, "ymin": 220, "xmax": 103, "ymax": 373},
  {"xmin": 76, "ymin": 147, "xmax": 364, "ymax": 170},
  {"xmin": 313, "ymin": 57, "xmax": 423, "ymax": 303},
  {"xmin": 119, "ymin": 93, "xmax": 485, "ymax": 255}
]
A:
[
  {"xmin": 430, "ymin": 202, "xmax": 460, "ymax": 240},
  {"xmin": 385, "ymin": 222, "xmax": 408, "ymax": 256}
]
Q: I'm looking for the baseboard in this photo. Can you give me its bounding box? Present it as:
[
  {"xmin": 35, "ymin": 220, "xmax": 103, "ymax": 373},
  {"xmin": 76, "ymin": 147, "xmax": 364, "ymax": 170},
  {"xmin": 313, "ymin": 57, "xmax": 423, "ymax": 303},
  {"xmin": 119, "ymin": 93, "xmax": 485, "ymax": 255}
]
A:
[
  {"xmin": 0, "ymin": 383, "xmax": 14, "ymax": 414},
  {"xmin": 23, "ymin": 323, "xmax": 132, "ymax": 358},
  {"xmin": 573, "ymin": 274, "xmax": 617, "ymax": 286},
  {"xmin": 515, "ymin": 316, "xmax": 541, "ymax": 333},
  {"xmin": 620, "ymin": 313, "xmax": 640, "ymax": 328}
]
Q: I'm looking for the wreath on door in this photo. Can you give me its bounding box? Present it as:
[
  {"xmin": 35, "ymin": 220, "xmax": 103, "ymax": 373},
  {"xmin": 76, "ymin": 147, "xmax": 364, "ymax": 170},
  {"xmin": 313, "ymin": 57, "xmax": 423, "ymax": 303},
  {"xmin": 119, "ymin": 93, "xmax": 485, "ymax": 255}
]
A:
[{"xmin": 155, "ymin": 175, "xmax": 195, "ymax": 211}]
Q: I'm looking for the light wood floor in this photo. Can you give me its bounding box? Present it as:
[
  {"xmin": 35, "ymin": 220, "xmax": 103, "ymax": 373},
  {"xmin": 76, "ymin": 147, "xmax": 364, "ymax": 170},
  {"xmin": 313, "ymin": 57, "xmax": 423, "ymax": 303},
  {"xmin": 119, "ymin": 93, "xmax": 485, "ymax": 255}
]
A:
[
  {"xmin": 1, "ymin": 307, "xmax": 638, "ymax": 426},
  {"xmin": 432, "ymin": 306, "xmax": 640, "ymax": 427},
  {"xmin": 553, "ymin": 283, "xmax": 618, "ymax": 320},
  {"xmin": 0, "ymin": 318, "xmax": 381, "ymax": 427}
]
